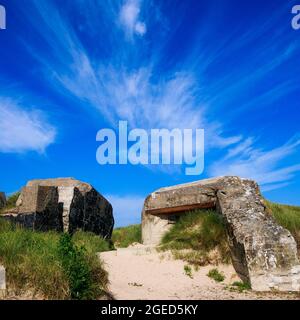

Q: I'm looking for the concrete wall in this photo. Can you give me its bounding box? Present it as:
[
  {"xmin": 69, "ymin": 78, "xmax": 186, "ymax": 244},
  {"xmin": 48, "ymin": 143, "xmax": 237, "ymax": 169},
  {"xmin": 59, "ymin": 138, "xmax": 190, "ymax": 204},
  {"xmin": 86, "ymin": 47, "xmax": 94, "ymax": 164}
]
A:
[
  {"xmin": 0, "ymin": 266, "xmax": 6, "ymax": 298},
  {"xmin": 142, "ymin": 209, "xmax": 173, "ymax": 246},
  {"xmin": 6, "ymin": 178, "xmax": 114, "ymax": 239},
  {"xmin": 142, "ymin": 179, "xmax": 217, "ymax": 246},
  {"xmin": 57, "ymin": 186, "xmax": 75, "ymax": 232},
  {"xmin": 2, "ymin": 186, "xmax": 64, "ymax": 232}
]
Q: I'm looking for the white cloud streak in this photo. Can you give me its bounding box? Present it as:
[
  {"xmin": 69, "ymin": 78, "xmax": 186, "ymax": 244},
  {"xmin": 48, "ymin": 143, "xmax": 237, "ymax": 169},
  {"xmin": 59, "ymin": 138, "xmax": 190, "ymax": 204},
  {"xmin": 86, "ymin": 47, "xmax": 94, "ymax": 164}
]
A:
[
  {"xmin": 0, "ymin": 98, "xmax": 56, "ymax": 153},
  {"xmin": 119, "ymin": 0, "xmax": 147, "ymax": 37},
  {"xmin": 209, "ymin": 137, "xmax": 300, "ymax": 191},
  {"xmin": 21, "ymin": 1, "xmax": 239, "ymax": 151},
  {"xmin": 14, "ymin": 0, "xmax": 300, "ymax": 187}
]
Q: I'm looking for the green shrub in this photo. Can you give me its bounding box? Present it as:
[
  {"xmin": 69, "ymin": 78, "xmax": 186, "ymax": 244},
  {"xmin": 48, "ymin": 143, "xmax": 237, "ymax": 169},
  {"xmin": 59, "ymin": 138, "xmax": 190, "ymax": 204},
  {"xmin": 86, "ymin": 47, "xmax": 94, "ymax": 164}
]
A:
[
  {"xmin": 184, "ymin": 265, "xmax": 193, "ymax": 278},
  {"xmin": 207, "ymin": 268, "xmax": 225, "ymax": 282},
  {"xmin": 112, "ymin": 224, "xmax": 141, "ymax": 248},
  {"xmin": 160, "ymin": 210, "xmax": 230, "ymax": 265},
  {"xmin": 72, "ymin": 231, "xmax": 113, "ymax": 253},
  {"xmin": 58, "ymin": 234, "xmax": 94, "ymax": 300},
  {"xmin": 0, "ymin": 220, "xmax": 68, "ymax": 298},
  {"xmin": 173, "ymin": 250, "xmax": 210, "ymax": 266},
  {"xmin": 0, "ymin": 219, "xmax": 109, "ymax": 299},
  {"xmin": 230, "ymin": 281, "xmax": 251, "ymax": 292}
]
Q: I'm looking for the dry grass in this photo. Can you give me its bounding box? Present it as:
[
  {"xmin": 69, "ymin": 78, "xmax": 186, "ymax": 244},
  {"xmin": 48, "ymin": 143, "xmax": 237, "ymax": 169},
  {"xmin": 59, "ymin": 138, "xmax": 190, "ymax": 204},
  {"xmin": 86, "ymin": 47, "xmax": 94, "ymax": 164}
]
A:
[{"xmin": 266, "ymin": 201, "xmax": 300, "ymax": 250}]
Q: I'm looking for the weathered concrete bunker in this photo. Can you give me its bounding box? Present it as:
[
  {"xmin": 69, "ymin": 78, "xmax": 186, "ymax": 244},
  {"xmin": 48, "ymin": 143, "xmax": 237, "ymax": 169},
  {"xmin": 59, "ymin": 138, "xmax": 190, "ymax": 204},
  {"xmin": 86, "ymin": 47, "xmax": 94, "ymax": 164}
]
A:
[
  {"xmin": 141, "ymin": 176, "xmax": 300, "ymax": 291},
  {"xmin": 2, "ymin": 178, "xmax": 114, "ymax": 239}
]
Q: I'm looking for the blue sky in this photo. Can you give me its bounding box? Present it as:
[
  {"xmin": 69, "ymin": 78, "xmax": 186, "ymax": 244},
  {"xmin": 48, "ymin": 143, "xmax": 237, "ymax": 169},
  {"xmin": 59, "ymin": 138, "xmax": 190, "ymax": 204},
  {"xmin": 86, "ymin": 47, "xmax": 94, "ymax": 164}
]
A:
[{"xmin": 0, "ymin": 0, "xmax": 300, "ymax": 227}]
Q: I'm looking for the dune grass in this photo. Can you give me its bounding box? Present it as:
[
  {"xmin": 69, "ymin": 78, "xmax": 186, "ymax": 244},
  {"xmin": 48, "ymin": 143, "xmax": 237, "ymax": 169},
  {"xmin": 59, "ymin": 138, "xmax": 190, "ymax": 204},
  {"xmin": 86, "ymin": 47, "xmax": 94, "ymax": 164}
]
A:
[
  {"xmin": 0, "ymin": 219, "xmax": 110, "ymax": 299},
  {"xmin": 72, "ymin": 231, "xmax": 113, "ymax": 253},
  {"xmin": 160, "ymin": 209, "xmax": 231, "ymax": 266},
  {"xmin": 112, "ymin": 224, "xmax": 141, "ymax": 248},
  {"xmin": 159, "ymin": 203, "xmax": 300, "ymax": 266},
  {"xmin": 230, "ymin": 281, "xmax": 251, "ymax": 292},
  {"xmin": 0, "ymin": 192, "xmax": 20, "ymax": 214},
  {"xmin": 207, "ymin": 268, "xmax": 225, "ymax": 282},
  {"xmin": 1, "ymin": 196, "xmax": 299, "ymax": 298},
  {"xmin": 266, "ymin": 201, "xmax": 300, "ymax": 249}
]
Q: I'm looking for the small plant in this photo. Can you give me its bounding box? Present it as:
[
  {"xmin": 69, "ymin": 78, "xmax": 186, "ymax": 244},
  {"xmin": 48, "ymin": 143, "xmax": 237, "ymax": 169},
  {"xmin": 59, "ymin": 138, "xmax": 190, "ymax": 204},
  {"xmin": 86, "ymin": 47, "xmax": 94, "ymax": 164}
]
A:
[
  {"xmin": 231, "ymin": 281, "xmax": 251, "ymax": 292},
  {"xmin": 184, "ymin": 265, "xmax": 193, "ymax": 278},
  {"xmin": 58, "ymin": 233, "xmax": 95, "ymax": 300},
  {"xmin": 112, "ymin": 224, "xmax": 141, "ymax": 248},
  {"xmin": 207, "ymin": 268, "xmax": 225, "ymax": 282}
]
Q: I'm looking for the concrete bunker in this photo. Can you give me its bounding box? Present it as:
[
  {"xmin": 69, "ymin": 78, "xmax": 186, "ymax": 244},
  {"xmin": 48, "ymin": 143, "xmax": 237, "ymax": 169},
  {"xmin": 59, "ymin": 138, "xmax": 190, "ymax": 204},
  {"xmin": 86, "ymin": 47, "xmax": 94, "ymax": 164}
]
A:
[
  {"xmin": 141, "ymin": 176, "xmax": 300, "ymax": 291},
  {"xmin": 2, "ymin": 178, "xmax": 114, "ymax": 239},
  {"xmin": 142, "ymin": 178, "xmax": 217, "ymax": 246}
]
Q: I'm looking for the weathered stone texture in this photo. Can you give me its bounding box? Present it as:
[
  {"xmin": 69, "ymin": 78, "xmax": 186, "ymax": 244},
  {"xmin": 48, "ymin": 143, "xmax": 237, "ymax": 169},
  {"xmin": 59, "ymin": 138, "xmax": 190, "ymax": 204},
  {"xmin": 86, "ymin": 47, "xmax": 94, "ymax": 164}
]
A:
[
  {"xmin": 142, "ymin": 176, "xmax": 300, "ymax": 291},
  {"xmin": 0, "ymin": 192, "xmax": 6, "ymax": 209},
  {"xmin": 216, "ymin": 178, "xmax": 300, "ymax": 291},
  {"xmin": 3, "ymin": 178, "xmax": 114, "ymax": 239},
  {"xmin": 2, "ymin": 186, "xmax": 63, "ymax": 232},
  {"xmin": 142, "ymin": 180, "xmax": 217, "ymax": 245},
  {"xmin": 68, "ymin": 186, "xmax": 114, "ymax": 238}
]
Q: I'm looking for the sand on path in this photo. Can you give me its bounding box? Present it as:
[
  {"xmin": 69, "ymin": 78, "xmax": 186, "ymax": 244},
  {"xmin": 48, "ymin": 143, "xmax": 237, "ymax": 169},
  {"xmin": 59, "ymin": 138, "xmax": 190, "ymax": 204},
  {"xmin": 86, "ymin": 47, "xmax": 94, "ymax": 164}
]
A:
[{"xmin": 99, "ymin": 245, "xmax": 299, "ymax": 300}]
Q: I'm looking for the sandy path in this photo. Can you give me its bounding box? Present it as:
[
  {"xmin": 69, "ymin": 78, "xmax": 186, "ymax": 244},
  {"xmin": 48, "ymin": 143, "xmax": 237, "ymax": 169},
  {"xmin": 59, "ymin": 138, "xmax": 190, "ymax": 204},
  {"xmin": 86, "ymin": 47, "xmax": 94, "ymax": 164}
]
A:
[{"xmin": 99, "ymin": 245, "xmax": 299, "ymax": 300}]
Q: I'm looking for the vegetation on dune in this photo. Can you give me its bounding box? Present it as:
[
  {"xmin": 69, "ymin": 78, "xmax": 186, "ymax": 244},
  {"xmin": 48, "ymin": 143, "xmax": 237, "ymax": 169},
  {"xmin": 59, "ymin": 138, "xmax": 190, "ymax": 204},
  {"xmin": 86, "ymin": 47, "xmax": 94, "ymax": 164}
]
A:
[
  {"xmin": 112, "ymin": 224, "xmax": 141, "ymax": 248},
  {"xmin": 0, "ymin": 196, "xmax": 299, "ymax": 299},
  {"xmin": 183, "ymin": 265, "xmax": 193, "ymax": 278},
  {"xmin": 0, "ymin": 192, "xmax": 20, "ymax": 214},
  {"xmin": 229, "ymin": 281, "xmax": 251, "ymax": 292},
  {"xmin": 160, "ymin": 209, "xmax": 230, "ymax": 266},
  {"xmin": 72, "ymin": 231, "xmax": 113, "ymax": 253},
  {"xmin": 266, "ymin": 201, "xmax": 300, "ymax": 249},
  {"xmin": 207, "ymin": 268, "xmax": 225, "ymax": 283},
  {"xmin": 158, "ymin": 202, "xmax": 300, "ymax": 266},
  {"xmin": 0, "ymin": 219, "xmax": 110, "ymax": 300},
  {"xmin": 57, "ymin": 234, "xmax": 108, "ymax": 300},
  {"xmin": 159, "ymin": 202, "xmax": 300, "ymax": 266}
]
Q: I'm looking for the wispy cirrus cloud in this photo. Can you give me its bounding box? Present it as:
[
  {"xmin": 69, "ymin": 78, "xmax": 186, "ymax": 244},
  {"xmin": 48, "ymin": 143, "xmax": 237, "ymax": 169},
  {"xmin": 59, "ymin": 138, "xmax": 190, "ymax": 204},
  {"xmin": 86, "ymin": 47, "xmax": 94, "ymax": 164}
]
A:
[
  {"xmin": 209, "ymin": 137, "xmax": 300, "ymax": 191},
  {"xmin": 11, "ymin": 0, "xmax": 300, "ymax": 187},
  {"xmin": 20, "ymin": 0, "xmax": 239, "ymax": 149},
  {"xmin": 0, "ymin": 97, "xmax": 56, "ymax": 154}
]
